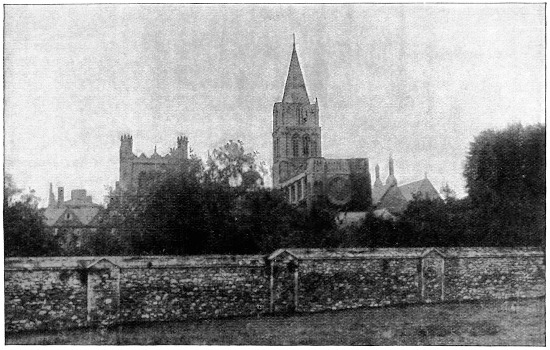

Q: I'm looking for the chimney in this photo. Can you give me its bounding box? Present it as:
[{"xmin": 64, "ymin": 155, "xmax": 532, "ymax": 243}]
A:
[{"xmin": 57, "ymin": 187, "xmax": 64, "ymax": 208}]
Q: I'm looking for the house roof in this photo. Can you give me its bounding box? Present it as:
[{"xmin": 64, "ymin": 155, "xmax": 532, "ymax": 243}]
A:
[
  {"xmin": 399, "ymin": 178, "xmax": 440, "ymax": 201},
  {"xmin": 42, "ymin": 207, "xmax": 100, "ymax": 227},
  {"xmin": 372, "ymin": 183, "xmax": 392, "ymax": 204},
  {"xmin": 43, "ymin": 208, "xmax": 67, "ymax": 226},
  {"xmin": 72, "ymin": 207, "xmax": 101, "ymax": 226},
  {"xmin": 377, "ymin": 185, "xmax": 408, "ymax": 213}
]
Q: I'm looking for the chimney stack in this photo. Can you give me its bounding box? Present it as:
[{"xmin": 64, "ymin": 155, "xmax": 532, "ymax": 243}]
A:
[{"xmin": 57, "ymin": 187, "xmax": 64, "ymax": 208}]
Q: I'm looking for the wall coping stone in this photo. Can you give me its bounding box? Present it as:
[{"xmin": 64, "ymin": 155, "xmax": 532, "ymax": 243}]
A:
[
  {"xmin": 268, "ymin": 247, "xmax": 544, "ymax": 261},
  {"xmin": 4, "ymin": 254, "xmax": 266, "ymax": 271}
]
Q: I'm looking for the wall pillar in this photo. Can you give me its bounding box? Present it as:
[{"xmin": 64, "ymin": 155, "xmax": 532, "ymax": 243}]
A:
[{"xmin": 86, "ymin": 259, "xmax": 120, "ymax": 327}]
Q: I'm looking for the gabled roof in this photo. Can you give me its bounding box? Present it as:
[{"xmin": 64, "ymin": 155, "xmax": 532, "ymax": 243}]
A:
[
  {"xmin": 43, "ymin": 208, "xmax": 67, "ymax": 226},
  {"xmin": 72, "ymin": 207, "xmax": 101, "ymax": 226},
  {"xmin": 377, "ymin": 185, "xmax": 408, "ymax": 213},
  {"xmin": 372, "ymin": 183, "xmax": 393, "ymax": 204},
  {"xmin": 282, "ymin": 41, "xmax": 310, "ymax": 104},
  {"xmin": 43, "ymin": 207, "xmax": 101, "ymax": 227},
  {"xmin": 399, "ymin": 178, "xmax": 440, "ymax": 201}
]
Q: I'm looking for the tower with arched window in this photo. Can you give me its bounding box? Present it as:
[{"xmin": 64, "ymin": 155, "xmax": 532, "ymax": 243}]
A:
[
  {"xmin": 272, "ymin": 38, "xmax": 322, "ymax": 188},
  {"xmin": 271, "ymin": 38, "xmax": 372, "ymax": 210}
]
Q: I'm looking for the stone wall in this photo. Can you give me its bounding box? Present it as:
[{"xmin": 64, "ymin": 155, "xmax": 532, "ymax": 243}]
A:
[
  {"xmin": 295, "ymin": 258, "xmax": 420, "ymax": 312},
  {"xmin": 5, "ymin": 255, "xmax": 268, "ymax": 333},
  {"xmin": 5, "ymin": 268, "xmax": 88, "ymax": 332},
  {"xmin": 5, "ymin": 247, "xmax": 545, "ymax": 333}
]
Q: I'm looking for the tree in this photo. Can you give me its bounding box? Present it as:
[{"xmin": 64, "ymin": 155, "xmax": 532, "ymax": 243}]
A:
[
  {"xmin": 463, "ymin": 123, "xmax": 545, "ymax": 246},
  {"xmin": 205, "ymin": 140, "xmax": 268, "ymax": 189},
  {"xmin": 4, "ymin": 174, "xmax": 60, "ymax": 257},
  {"xmin": 464, "ymin": 123, "xmax": 545, "ymax": 205},
  {"xmin": 440, "ymin": 183, "xmax": 457, "ymax": 203}
]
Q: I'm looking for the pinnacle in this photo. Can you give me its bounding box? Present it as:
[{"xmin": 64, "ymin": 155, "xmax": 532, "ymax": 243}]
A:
[{"xmin": 282, "ymin": 39, "xmax": 310, "ymax": 104}]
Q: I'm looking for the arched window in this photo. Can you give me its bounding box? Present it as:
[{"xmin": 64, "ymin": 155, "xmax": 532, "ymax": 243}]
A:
[
  {"xmin": 275, "ymin": 138, "xmax": 280, "ymax": 158},
  {"xmin": 311, "ymin": 140, "xmax": 317, "ymax": 156},
  {"xmin": 292, "ymin": 134, "xmax": 300, "ymax": 157},
  {"xmin": 302, "ymin": 135, "xmax": 310, "ymax": 156}
]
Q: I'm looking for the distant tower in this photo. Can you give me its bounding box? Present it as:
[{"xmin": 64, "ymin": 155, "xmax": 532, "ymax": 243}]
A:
[
  {"xmin": 176, "ymin": 136, "xmax": 189, "ymax": 159},
  {"xmin": 48, "ymin": 183, "xmax": 56, "ymax": 208},
  {"xmin": 119, "ymin": 134, "xmax": 135, "ymax": 191},
  {"xmin": 120, "ymin": 134, "xmax": 133, "ymax": 159},
  {"xmin": 272, "ymin": 36, "xmax": 322, "ymax": 188},
  {"xmin": 57, "ymin": 187, "xmax": 65, "ymax": 208},
  {"xmin": 385, "ymin": 155, "xmax": 397, "ymax": 187}
]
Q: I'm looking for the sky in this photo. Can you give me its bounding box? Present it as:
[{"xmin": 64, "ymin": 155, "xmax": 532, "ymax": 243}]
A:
[{"xmin": 4, "ymin": 4, "xmax": 545, "ymax": 207}]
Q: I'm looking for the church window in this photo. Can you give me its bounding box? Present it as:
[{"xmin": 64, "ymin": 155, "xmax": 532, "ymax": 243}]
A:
[
  {"xmin": 302, "ymin": 135, "xmax": 310, "ymax": 156},
  {"xmin": 275, "ymin": 138, "xmax": 280, "ymax": 158},
  {"xmin": 292, "ymin": 134, "xmax": 300, "ymax": 157}
]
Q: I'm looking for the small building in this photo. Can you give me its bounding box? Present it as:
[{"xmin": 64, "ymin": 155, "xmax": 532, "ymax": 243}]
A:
[
  {"xmin": 372, "ymin": 157, "xmax": 440, "ymax": 214},
  {"xmin": 43, "ymin": 184, "xmax": 103, "ymax": 251}
]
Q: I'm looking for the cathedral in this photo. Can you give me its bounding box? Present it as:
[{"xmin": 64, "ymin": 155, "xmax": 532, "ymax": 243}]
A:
[
  {"xmin": 113, "ymin": 38, "xmax": 439, "ymax": 214},
  {"xmin": 272, "ymin": 39, "xmax": 439, "ymax": 213},
  {"xmin": 272, "ymin": 40, "xmax": 371, "ymax": 210}
]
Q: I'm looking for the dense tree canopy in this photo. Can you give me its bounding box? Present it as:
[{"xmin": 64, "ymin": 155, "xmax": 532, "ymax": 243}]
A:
[
  {"xmin": 464, "ymin": 123, "xmax": 545, "ymax": 205},
  {"xmin": 6, "ymin": 125, "xmax": 544, "ymax": 257},
  {"xmin": 4, "ymin": 174, "xmax": 59, "ymax": 257},
  {"xmin": 463, "ymin": 123, "xmax": 545, "ymax": 246}
]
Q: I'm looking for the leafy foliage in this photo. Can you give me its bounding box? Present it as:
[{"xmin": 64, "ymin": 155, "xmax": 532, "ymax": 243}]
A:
[
  {"xmin": 205, "ymin": 140, "xmax": 268, "ymax": 189},
  {"xmin": 463, "ymin": 123, "xmax": 545, "ymax": 246},
  {"xmin": 4, "ymin": 174, "xmax": 60, "ymax": 257}
]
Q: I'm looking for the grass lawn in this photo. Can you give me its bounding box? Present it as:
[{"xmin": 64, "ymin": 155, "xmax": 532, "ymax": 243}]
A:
[{"xmin": 6, "ymin": 297, "xmax": 545, "ymax": 345}]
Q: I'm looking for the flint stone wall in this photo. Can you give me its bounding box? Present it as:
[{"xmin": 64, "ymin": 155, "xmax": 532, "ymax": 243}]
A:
[
  {"xmin": 296, "ymin": 258, "xmax": 420, "ymax": 312},
  {"xmin": 5, "ymin": 247, "xmax": 545, "ymax": 333}
]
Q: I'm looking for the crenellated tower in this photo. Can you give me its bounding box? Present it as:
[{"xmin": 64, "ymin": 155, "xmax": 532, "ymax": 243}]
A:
[
  {"xmin": 117, "ymin": 134, "xmax": 191, "ymax": 193},
  {"xmin": 272, "ymin": 37, "xmax": 322, "ymax": 188},
  {"xmin": 176, "ymin": 136, "xmax": 189, "ymax": 159}
]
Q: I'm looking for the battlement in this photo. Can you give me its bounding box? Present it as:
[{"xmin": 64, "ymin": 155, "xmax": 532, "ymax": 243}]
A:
[{"xmin": 119, "ymin": 135, "xmax": 190, "ymax": 192}]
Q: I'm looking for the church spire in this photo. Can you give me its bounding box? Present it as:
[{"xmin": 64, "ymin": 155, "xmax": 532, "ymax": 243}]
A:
[
  {"xmin": 48, "ymin": 182, "xmax": 56, "ymax": 208},
  {"xmin": 386, "ymin": 155, "xmax": 398, "ymax": 187},
  {"xmin": 282, "ymin": 35, "xmax": 310, "ymax": 104}
]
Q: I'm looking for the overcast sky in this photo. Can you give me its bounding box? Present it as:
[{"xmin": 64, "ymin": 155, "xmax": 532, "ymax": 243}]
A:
[{"xmin": 4, "ymin": 4, "xmax": 545, "ymax": 206}]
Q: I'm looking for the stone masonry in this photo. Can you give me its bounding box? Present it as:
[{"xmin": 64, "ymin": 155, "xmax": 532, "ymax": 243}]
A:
[{"xmin": 4, "ymin": 247, "xmax": 545, "ymax": 333}]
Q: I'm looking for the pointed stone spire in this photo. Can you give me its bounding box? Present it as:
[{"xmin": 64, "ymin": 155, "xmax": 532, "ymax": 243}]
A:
[
  {"xmin": 282, "ymin": 35, "xmax": 310, "ymax": 104},
  {"xmin": 386, "ymin": 155, "xmax": 397, "ymax": 187},
  {"xmin": 48, "ymin": 183, "xmax": 56, "ymax": 208}
]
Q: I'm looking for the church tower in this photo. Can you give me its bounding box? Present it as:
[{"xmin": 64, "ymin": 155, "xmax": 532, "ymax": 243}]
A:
[{"xmin": 272, "ymin": 37, "xmax": 322, "ymax": 188}]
